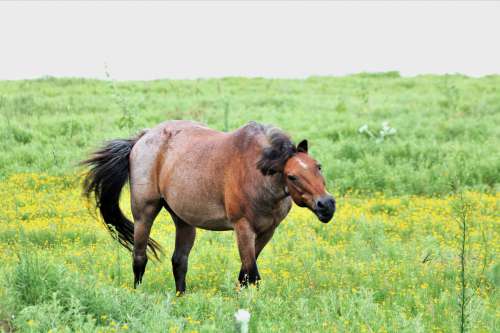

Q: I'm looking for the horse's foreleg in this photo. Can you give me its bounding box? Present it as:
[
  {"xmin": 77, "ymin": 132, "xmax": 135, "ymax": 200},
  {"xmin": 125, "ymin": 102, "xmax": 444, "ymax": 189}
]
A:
[
  {"xmin": 237, "ymin": 227, "xmax": 276, "ymax": 283},
  {"xmin": 172, "ymin": 218, "xmax": 196, "ymax": 294},
  {"xmin": 235, "ymin": 218, "xmax": 259, "ymax": 287},
  {"xmin": 255, "ymin": 227, "xmax": 276, "ymax": 259},
  {"xmin": 131, "ymin": 200, "xmax": 162, "ymax": 288}
]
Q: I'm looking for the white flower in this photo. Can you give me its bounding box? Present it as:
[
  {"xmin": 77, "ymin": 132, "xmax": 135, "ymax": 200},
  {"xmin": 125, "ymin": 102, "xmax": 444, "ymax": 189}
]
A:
[
  {"xmin": 234, "ymin": 309, "xmax": 251, "ymax": 333},
  {"xmin": 358, "ymin": 124, "xmax": 369, "ymax": 133},
  {"xmin": 235, "ymin": 309, "xmax": 251, "ymax": 322}
]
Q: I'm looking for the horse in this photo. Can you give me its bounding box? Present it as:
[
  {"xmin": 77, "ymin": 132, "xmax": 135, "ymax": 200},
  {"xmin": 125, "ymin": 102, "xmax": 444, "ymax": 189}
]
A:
[{"xmin": 82, "ymin": 120, "xmax": 335, "ymax": 293}]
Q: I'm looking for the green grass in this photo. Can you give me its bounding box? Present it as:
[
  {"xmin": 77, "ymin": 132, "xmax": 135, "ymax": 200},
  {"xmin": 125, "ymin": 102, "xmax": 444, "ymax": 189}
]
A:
[
  {"xmin": 0, "ymin": 74, "xmax": 499, "ymax": 332},
  {"xmin": 0, "ymin": 73, "xmax": 499, "ymax": 194}
]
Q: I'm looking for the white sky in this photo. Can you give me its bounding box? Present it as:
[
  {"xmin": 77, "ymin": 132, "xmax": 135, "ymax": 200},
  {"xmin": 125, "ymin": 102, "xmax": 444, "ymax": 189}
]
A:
[{"xmin": 0, "ymin": 1, "xmax": 499, "ymax": 80}]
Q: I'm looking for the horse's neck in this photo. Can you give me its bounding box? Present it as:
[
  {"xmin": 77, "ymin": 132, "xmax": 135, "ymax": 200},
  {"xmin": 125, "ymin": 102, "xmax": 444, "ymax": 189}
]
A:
[{"xmin": 260, "ymin": 174, "xmax": 288, "ymax": 203}]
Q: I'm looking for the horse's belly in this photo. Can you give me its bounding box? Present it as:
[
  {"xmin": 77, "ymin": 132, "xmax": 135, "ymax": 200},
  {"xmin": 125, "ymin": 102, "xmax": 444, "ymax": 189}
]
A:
[
  {"xmin": 195, "ymin": 217, "xmax": 233, "ymax": 231},
  {"xmin": 164, "ymin": 194, "xmax": 233, "ymax": 230}
]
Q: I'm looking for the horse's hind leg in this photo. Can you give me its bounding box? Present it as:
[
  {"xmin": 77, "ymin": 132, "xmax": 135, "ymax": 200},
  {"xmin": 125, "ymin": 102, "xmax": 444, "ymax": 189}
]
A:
[
  {"xmin": 170, "ymin": 215, "xmax": 196, "ymax": 294},
  {"xmin": 131, "ymin": 198, "xmax": 162, "ymax": 288}
]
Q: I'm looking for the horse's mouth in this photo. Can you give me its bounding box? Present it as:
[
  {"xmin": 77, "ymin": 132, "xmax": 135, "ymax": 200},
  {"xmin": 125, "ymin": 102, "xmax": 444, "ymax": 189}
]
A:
[
  {"xmin": 315, "ymin": 209, "xmax": 334, "ymax": 223},
  {"xmin": 311, "ymin": 195, "xmax": 335, "ymax": 223}
]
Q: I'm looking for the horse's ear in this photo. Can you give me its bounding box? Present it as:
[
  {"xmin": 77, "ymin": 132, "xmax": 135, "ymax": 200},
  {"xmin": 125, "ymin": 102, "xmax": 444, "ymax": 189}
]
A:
[{"xmin": 297, "ymin": 140, "xmax": 308, "ymax": 153}]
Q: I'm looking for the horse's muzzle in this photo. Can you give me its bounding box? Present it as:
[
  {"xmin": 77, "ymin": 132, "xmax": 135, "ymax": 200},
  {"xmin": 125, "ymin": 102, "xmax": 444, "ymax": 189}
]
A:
[{"xmin": 314, "ymin": 195, "xmax": 335, "ymax": 223}]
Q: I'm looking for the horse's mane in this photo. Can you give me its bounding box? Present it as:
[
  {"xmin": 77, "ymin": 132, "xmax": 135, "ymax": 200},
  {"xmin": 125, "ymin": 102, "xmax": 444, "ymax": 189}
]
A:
[{"xmin": 256, "ymin": 124, "xmax": 296, "ymax": 175}]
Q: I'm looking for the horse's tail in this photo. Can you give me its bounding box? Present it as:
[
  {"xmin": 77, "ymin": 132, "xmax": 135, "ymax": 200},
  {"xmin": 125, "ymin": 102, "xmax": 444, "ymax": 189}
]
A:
[{"xmin": 81, "ymin": 133, "xmax": 162, "ymax": 260}]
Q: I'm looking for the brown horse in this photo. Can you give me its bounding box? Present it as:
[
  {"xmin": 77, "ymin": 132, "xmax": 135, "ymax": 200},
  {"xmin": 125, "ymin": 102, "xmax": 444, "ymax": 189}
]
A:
[{"xmin": 82, "ymin": 121, "xmax": 335, "ymax": 293}]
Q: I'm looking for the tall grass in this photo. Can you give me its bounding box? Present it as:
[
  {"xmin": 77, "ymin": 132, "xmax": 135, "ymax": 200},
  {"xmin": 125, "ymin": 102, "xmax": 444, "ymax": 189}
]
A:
[
  {"xmin": 4, "ymin": 250, "xmax": 182, "ymax": 332},
  {"xmin": 451, "ymin": 188, "xmax": 473, "ymax": 333},
  {"xmin": 105, "ymin": 65, "xmax": 137, "ymax": 134}
]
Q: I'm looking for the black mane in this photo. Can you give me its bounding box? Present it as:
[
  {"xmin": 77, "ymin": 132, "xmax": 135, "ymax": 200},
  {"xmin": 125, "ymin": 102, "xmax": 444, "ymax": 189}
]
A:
[{"xmin": 256, "ymin": 125, "xmax": 296, "ymax": 175}]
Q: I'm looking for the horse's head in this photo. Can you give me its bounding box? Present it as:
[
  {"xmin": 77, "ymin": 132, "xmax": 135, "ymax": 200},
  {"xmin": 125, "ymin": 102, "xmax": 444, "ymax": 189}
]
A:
[
  {"xmin": 283, "ymin": 140, "xmax": 335, "ymax": 223},
  {"xmin": 257, "ymin": 130, "xmax": 335, "ymax": 223}
]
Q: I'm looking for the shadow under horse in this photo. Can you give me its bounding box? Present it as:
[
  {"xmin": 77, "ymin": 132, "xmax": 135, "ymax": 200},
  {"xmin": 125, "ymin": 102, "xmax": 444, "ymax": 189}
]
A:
[{"xmin": 82, "ymin": 121, "xmax": 335, "ymax": 293}]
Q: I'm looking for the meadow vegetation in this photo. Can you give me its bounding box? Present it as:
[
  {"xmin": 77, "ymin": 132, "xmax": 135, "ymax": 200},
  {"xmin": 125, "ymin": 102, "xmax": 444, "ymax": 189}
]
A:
[
  {"xmin": 0, "ymin": 73, "xmax": 499, "ymax": 194},
  {"xmin": 0, "ymin": 74, "xmax": 498, "ymax": 332}
]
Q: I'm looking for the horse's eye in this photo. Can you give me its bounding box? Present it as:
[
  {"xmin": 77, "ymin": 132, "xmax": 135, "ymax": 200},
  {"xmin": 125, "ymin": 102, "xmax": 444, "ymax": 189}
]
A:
[
  {"xmin": 317, "ymin": 164, "xmax": 322, "ymax": 171},
  {"xmin": 287, "ymin": 175, "xmax": 298, "ymax": 182}
]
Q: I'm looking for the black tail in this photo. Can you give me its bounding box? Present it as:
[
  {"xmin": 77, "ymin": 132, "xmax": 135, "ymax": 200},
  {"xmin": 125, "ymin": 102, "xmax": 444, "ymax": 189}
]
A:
[{"xmin": 81, "ymin": 136, "xmax": 162, "ymax": 260}]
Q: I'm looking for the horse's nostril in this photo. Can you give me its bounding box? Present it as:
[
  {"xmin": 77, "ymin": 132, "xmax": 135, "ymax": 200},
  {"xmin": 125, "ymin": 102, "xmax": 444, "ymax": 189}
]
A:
[
  {"xmin": 316, "ymin": 196, "xmax": 335, "ymax": 211},
  {"xmin": 315, "ymin": 196, "xmax": 335, "ymax": 223}
]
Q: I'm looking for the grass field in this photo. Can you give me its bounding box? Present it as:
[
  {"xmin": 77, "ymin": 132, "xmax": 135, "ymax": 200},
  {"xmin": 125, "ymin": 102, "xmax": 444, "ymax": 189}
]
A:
[{"xmin": 0, "ymin": 74, "xmax": 499, "ymax": 332}]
